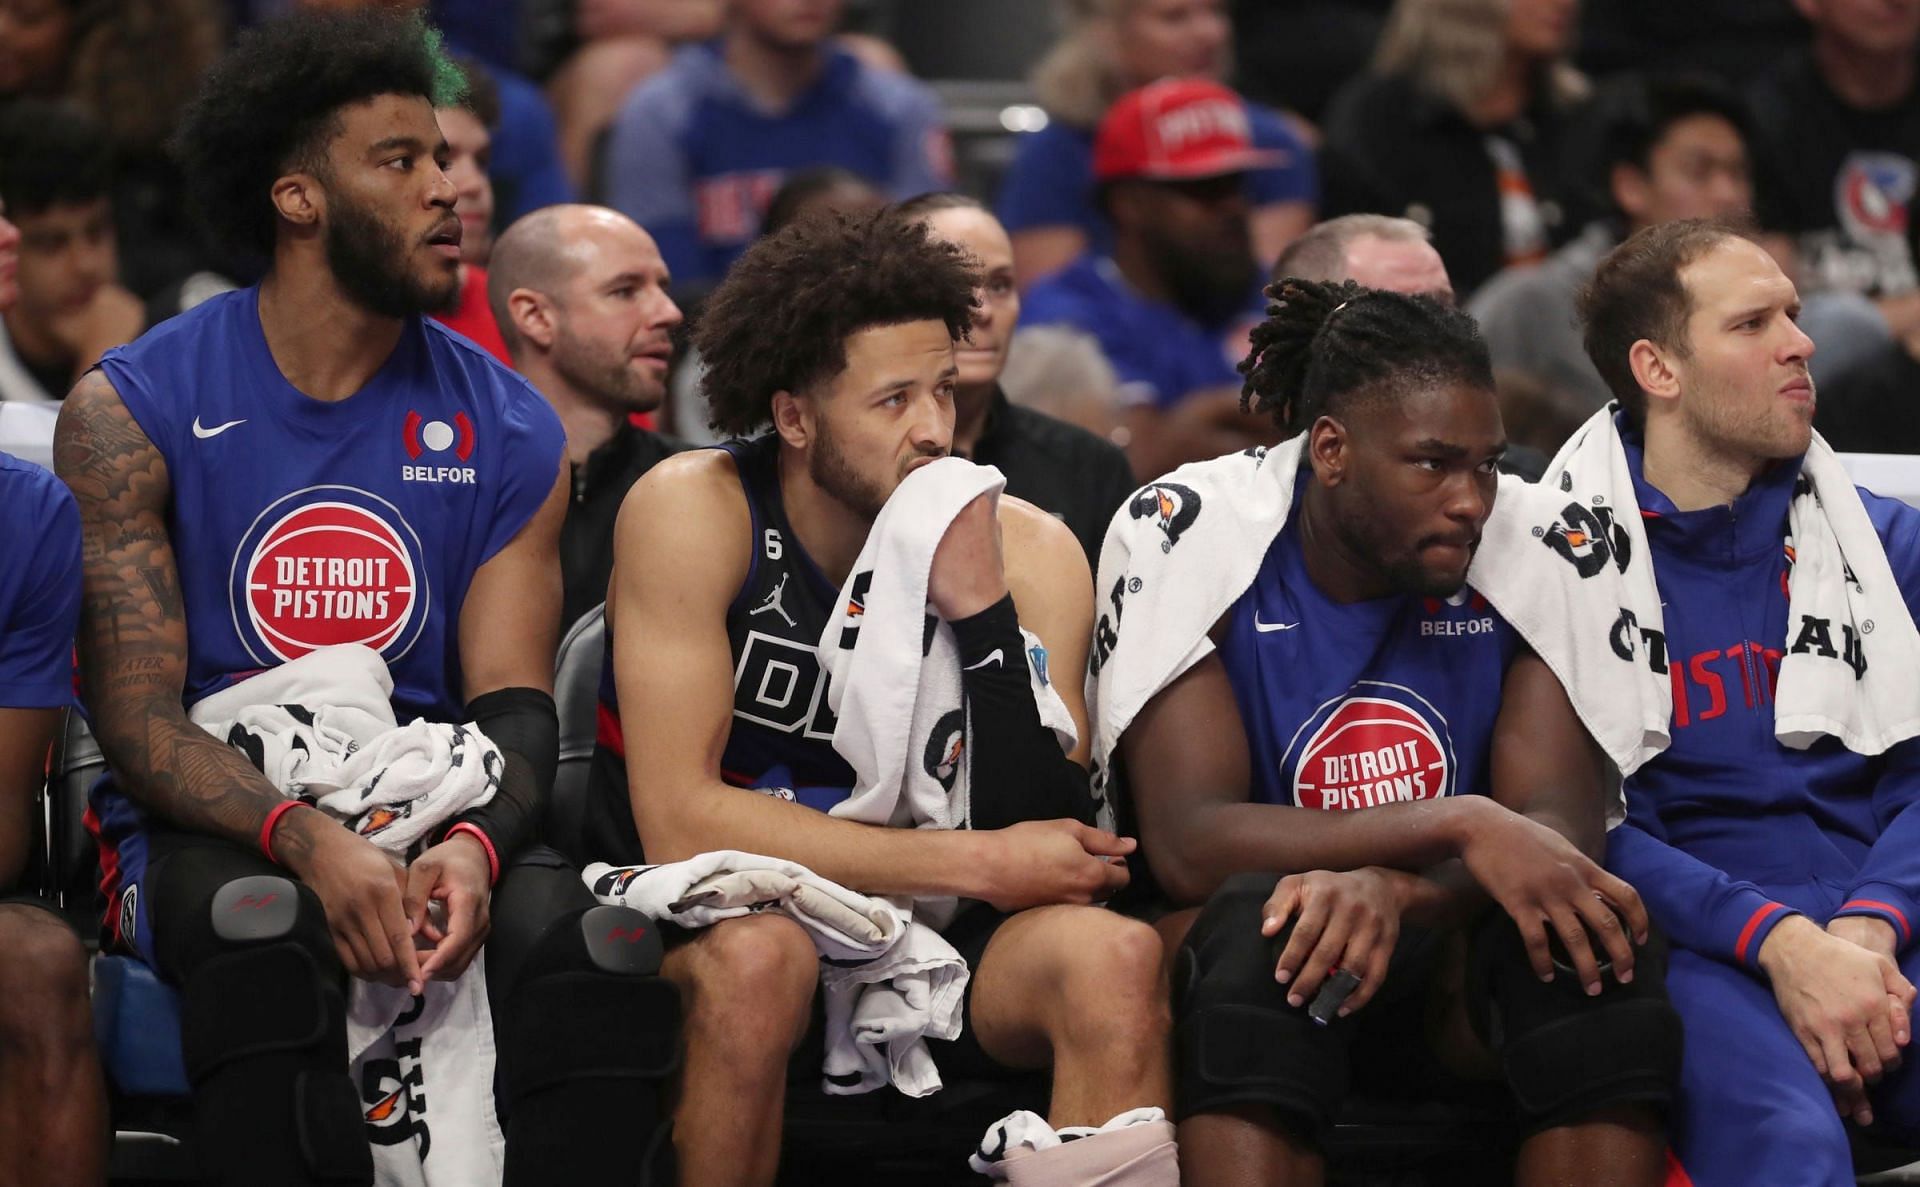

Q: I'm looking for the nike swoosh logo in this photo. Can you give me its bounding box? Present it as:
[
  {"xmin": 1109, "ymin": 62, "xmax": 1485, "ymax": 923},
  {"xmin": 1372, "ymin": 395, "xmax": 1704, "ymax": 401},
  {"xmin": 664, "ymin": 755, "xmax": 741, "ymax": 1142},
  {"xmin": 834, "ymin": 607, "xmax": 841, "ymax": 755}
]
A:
[
  {"xmin": 1253, "ymin": 617, "xmax": 1300, "ymax": 633},
  {"xmin": 192, "ymin": 416, "xmax": 246, "ymax": 439},
  {"xmin": 963, "ymin": 649, "xmax": 1005, "ymax": 671}
]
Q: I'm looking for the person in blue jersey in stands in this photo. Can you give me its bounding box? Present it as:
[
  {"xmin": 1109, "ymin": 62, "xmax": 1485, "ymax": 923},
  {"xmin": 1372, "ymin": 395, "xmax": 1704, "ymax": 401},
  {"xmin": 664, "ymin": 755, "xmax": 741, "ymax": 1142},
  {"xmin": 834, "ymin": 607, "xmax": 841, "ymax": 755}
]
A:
[
  {"xmin": 599, "ymin": 0, "xmax": 951, "ymax": 291},
  {"xmin": 53, "ymin": 11, "xmax": 672, "ymax": 1185},
  {"xmin": 1117, "ymin": 280, "xmax": 1678, "ymax": 1186},
  {"xmin": 0, "ymin": 189, "xmax": 108, "ymax": 1187},
  {"xmin": 999, "ymin": 0, "xmax": 1316, "ymax": 285},
  {"xmin": 1583, "ymin": 220, "xmax": 1920, "ymax": 1186}
]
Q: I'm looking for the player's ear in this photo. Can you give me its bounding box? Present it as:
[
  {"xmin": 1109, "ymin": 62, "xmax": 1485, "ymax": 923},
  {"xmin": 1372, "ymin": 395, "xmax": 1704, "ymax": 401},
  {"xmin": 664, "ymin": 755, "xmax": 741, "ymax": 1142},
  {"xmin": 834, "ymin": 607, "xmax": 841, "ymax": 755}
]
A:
[
  {"xmin": 771, "ymin": 389, "xmax": 810, "ymax": 449},
  {"xmin": 1306, "ymin": 415, "xmax": 1349, "ymax": 487},
  {"xmin": 271, "ymin": 171, "xmax": 322, "ymax": 230}
]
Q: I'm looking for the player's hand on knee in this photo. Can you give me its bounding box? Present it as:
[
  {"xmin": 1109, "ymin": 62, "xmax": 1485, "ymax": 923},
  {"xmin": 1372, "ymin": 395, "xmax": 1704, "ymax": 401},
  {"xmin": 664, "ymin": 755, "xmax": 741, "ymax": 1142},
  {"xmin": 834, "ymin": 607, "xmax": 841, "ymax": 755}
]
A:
[
  {"xmin": 1261, "ymin": 868, "xmax": 1400, "ymax": 1015},
  {"xmin": 405, "ymin": 832, "xmax": 494, "ymax": 982},
  {"xmin": 977, "ymin": 819, "xmax": 1133, "ymax": 911},
  {"xmin": 282, "ymin": 813, "xmax": 424, "ymax": 993},
  {"xmin": 928, "ymin": 491, "xmax": 1008, "ymax": 621},
  {"xmin": 1459, "ymin": 807, "xmax": 1646, "ymax": 991}
]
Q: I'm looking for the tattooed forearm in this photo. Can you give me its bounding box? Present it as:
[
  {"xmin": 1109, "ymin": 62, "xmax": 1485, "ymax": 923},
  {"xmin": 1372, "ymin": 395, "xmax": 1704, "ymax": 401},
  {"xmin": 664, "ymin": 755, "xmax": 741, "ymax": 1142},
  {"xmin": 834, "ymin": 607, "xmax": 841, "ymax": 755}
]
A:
[{"xmin": 55, "ymin": 372, "xmax": 292, "ymax": 850}]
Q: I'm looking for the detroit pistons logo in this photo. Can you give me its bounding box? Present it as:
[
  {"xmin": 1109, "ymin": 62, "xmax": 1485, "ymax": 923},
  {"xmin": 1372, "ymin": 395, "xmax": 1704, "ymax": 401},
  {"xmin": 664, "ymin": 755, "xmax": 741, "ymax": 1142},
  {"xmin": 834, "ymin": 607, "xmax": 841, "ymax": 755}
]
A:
[
  {"xmin": 1282, "ymin": 681, "xmax": 1455, "ymax": 811},
  {"xmin": 229, "ymin": 485, "xmax": 431, "ymax": 665}
]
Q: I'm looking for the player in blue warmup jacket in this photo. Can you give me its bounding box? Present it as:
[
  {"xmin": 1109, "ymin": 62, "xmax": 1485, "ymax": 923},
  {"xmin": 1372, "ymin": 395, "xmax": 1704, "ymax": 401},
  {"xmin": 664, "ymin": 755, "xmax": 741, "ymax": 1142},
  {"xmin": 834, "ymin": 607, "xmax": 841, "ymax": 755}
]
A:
[
  {"xmin": 1583, "ymin": 220, "xmax": 1920, "ymax": 1187},
  {"xmin": 1121, "ymin": 280, "xmax": 1679, "ymax": 1186},
  {"xmin": 54, "ymin": 12, "xmax": 674, "ymax": 1185},
  {"xmin": 0, "ymin": 193, "xmax": 108, "ymax": 1187}
]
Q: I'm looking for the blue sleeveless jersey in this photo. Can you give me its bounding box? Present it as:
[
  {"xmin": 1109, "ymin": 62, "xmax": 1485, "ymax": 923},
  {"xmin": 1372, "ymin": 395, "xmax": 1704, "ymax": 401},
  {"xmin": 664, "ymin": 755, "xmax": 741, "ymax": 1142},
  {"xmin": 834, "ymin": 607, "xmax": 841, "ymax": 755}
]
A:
[
  {"xmin": 1218, "ymin": 483, "xmax": 1521, "ymax": 809},
  {"xmin": 90, "ymin": 287, "xmax": 562, "ymax": 953}
]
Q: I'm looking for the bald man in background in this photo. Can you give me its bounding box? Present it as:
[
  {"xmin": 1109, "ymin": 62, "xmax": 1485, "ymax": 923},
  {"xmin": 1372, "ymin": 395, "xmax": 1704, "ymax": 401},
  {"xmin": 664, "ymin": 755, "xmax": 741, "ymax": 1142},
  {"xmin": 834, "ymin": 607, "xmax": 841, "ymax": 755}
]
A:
[
  {"xmin": 1270, "ymin": 213, "xmax": 1454, "ymax": 301},
  {"xmin": 489, "ymin": 205, "xmax": 686, "ymax": 629}
]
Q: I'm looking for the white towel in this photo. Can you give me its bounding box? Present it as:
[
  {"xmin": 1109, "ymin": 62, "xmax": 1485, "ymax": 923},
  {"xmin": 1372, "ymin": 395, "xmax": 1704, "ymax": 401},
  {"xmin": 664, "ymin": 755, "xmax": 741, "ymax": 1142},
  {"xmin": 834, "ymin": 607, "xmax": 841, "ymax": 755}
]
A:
[
  {"xmin": 818, "ymin": 457, "xmax": 1077, "ymax": 838},
  {"xmin": 1087, "ymin": 436, "xmax": 1651, "ymax": 819},
  {"xmin": 1478, "ymin": 407, "xmax": 1920, "ymax": 758},
  {"xmin": 971, "ymin": 1107, "xmax": 1179, "ymax": 1185},
  {"xmin": 189, "ymin": 644, "xmax": 506, "ymax": 1187},
  {"xmin": 584, "ymin": 851, "xmax": 969, "ymax": 1098}
]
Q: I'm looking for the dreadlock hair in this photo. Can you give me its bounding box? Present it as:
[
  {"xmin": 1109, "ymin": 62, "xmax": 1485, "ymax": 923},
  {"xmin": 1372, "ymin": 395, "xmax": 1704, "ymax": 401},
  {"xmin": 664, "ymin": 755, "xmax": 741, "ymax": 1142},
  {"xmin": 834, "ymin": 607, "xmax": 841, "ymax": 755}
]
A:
[
  {"xmin": 170, "ymin": 6, "xmax": 461, "ymax": 266},
  {"xmin": 695, "ymin": 208, "xmax": 979, "ymax": 437},
  {"xmin": 1238, "ymin": 278, "xmax": 1493, "ymax": 434}
]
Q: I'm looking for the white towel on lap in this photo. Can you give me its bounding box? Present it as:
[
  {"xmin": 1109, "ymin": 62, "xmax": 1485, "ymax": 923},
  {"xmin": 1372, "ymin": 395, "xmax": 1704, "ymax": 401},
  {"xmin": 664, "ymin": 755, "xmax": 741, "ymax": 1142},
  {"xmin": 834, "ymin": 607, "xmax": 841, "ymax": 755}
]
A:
[
  {"xmin": 190, "ymin": 644, "xmax": 505, "ymax": 1187},
  {"xmin": 584, "ymin": 851, "xmax": 968, "ymax": 1097}
]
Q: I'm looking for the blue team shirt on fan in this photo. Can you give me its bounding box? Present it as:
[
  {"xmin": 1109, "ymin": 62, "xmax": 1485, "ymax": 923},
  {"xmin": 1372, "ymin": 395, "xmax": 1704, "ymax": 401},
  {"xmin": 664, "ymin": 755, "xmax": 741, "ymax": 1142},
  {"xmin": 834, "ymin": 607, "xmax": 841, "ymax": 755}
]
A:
[
  {"xmin": 1021, "ymin": 255, "xmax": 1264, "ymax": 410},
  {"xmin": 995, "ymin": 102, "xmax": 1317, "ymax": 257},
  {"xmin": 0, "ymin": 451, "xmax": 81, "ymax": 710},
  {"xmin": 96, "ymin": 285, "xmax": 565, "ymax": 724},
  {"xmin": 1217, "ymin": 478, "xmax": 1520, "ymax": 809},
  {"xmin": 601, "ymin": 39, "xmax": 952, "ymax": 286}
]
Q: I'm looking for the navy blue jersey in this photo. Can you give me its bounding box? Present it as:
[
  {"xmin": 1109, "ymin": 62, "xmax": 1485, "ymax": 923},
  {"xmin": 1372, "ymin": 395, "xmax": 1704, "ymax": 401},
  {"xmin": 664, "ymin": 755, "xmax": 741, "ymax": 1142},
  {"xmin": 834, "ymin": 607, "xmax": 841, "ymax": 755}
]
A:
[
  {"xmin": 0, "ymin": 451, "xmax": 80, "ymax": 710},
  {"xmin": 591, "ymin": 436, "xmax": 855, "ymax": 864},
  {"xmin": 88, "ymin": 287, "xmax": 563, "ymax": 949},
  {"xmin": 1218, "ymin": 479, "xmax": 1521, "ymax": 809}
]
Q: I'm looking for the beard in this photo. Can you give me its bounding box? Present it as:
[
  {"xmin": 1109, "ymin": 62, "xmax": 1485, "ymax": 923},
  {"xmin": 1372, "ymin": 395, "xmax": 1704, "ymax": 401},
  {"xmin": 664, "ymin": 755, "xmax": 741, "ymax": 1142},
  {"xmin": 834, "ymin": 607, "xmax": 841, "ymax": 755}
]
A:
[
  {"xmin": 1141, "ymin": 222, "xmax": 1259, "ymax": 326},
  {"xmin": 551, "ymin": 322, "xmax": 663, "ymax": 413},
  {"xmin": 324, "ymin": 188, "xmax": 459, "ymax": 319},
  {"xmin": 808, "ymin": 415, "xmax": 892, "ymax": 522},
  {"xmin": 1330, "ymin": 490, "xmax": 1478, "ymax": 599}
]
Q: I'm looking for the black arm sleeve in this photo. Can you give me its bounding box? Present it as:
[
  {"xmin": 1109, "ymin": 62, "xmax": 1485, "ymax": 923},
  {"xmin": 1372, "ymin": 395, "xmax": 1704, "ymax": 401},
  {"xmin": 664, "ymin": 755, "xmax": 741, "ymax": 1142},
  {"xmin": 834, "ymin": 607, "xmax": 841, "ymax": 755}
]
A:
[
  {"xmin": 439, "ymin": 686, "xmax": 558, "ymax": 864},
  {"xmin": 950, "ymin": 594, "xmax": 1097, "ymax": 830}
]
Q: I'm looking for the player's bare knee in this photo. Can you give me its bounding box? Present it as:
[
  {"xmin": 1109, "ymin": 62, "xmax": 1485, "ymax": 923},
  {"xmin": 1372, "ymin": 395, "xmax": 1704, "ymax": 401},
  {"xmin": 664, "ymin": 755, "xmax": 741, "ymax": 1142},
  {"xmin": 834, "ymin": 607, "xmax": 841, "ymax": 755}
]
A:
[
  {"xmin": 1053, "ymin": 913, "xmax": 1169, "ymax": 1042},
  {"xmin": 685, "ymin": 915, "xmax": 817, "ymax": 1044},
  {"xmin": 0, "ymin": 911, "xmax": 92, "ymax": 1051}
]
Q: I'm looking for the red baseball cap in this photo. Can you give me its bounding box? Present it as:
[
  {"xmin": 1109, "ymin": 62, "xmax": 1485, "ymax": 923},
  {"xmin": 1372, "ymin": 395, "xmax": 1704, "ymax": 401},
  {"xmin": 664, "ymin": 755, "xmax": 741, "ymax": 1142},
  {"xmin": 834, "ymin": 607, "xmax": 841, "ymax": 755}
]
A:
[{"xmin": 1093, "ymin": 78, "xmax": 1287, "ymax": 183}]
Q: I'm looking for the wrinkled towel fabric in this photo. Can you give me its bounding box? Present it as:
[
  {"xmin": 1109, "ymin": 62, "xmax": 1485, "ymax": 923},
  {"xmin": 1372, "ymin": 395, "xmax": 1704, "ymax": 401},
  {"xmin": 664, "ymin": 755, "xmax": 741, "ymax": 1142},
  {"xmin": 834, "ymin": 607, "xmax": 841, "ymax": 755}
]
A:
[
  {"xmin": 584, "ymin": 850, "xmax": 967, "ymax": 1097},
  {"xmin": 189, "ymin": 644, "xmax": 504, "ymax": 1187}
]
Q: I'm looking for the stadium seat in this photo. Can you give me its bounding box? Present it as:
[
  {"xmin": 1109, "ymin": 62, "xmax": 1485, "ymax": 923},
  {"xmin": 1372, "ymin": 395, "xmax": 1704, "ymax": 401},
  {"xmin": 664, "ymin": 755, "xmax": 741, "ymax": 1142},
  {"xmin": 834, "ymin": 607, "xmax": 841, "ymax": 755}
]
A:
[{"xmin": 549, "ymin": 602, "xmax": 605, "ymax": 863}]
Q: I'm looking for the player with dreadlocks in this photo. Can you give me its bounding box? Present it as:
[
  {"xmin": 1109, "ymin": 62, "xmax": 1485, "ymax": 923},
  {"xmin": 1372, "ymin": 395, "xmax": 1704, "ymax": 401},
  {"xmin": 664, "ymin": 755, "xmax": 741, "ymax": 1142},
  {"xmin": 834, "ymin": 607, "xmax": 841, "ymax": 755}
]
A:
[
  {"xmin": 55, "ymin": 8, "xmax": 675, "ymax": 1184},
  {"xmin": 1112, "ymin": 277, "xmax": 1681, "ymax": 1185}
]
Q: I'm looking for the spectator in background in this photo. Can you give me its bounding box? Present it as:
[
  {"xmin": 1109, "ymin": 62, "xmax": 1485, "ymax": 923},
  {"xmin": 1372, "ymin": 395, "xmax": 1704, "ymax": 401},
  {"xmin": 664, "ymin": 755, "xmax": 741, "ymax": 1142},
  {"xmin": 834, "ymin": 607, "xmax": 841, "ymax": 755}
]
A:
[
  {"xmin": 489, "ymin": 204, "xmax": 686, "ymax": 630},
  {"xmin": 1322, "ymin": 0, "xmax": 1590, "ymax": 298},
  {"xmin": 1228, "ymin": 0, "xmax": 1392, "ymax": 125},
  {"xmin": 899, "ymin": 193, "xmax": 1137, "ymax": 569},
  {"xmin": 0, "ymin": 102, "xmax": 144, "ymax": 414},
  {"xmin": 1000, "ymin": 324, "xmax": 1128, "ymax": 450},
  {"xmin": 600, "ymin": 0, "xmax": 951, "ymax": 291},
  {"xmin": 1272, "ymin": 212, "xmax": 1453, "ymax": 300},
  {"xmin": 431, "ymin": 60, "xmax": 513, "ymax": 363},
  {"xmin": 296, "ymin": 0, "xmax": 577, "ymax": 224},
  {"xmin": 0, "ymin": 0, "xmax": 74, "ymax": 98},
  {"xmin": 662, "ymin": 165, "xmax": 885, "ymax": 445},
  {"xmin": 1000, "ymin": 0, "xmax": 1316, "ymax": 284},
  {"xmin": 1471, "ymin": 76, "xmax": 1752, "ymax": 434},
  {"xmin": 1023, "ymin": 78, "xmax": 1275, "ymax": 480},
  {"xmin": 1747, "ymin": 0, "xmax": 1920, "ymax": 386}
]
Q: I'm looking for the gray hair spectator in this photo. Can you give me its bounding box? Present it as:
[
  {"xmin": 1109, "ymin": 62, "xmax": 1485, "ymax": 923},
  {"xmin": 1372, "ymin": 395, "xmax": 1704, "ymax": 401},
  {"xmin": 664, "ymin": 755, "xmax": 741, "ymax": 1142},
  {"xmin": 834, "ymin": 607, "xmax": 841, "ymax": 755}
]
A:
[{"xmin": 1273, "ymin": 213, "xmax": 1452, "ymax": 299}]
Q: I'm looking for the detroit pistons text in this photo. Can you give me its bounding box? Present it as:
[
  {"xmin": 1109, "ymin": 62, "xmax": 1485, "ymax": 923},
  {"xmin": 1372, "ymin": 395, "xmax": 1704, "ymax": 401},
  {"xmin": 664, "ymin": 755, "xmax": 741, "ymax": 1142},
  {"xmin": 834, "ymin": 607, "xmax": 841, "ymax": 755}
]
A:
[{"xmin": 266, "ymin": 556, "xmax": 398, "ymax": 619}]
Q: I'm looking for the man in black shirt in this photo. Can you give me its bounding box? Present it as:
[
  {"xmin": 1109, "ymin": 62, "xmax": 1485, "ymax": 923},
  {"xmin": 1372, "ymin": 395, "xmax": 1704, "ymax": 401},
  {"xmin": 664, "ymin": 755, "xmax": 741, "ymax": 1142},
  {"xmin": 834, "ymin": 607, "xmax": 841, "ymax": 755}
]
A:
[
  {"xmin": 896, "ymin": 193, "xmax": 1138, "ymax": 569},
  {"xmin": 488, "ymin": 204, "xmax": 685, "ymax": 628}
]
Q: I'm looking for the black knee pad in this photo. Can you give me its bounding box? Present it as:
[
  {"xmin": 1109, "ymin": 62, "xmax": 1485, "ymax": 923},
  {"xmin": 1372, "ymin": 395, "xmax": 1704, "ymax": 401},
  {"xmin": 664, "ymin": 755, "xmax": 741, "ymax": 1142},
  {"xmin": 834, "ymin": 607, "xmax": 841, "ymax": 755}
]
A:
[
  {"xmin": 1173, "ymin": 873, "xmax": 1347, "ymax": 1146},
  {"xmin": 182, "ymin": 876, "xmax": 370, "ymax": 1185},
  {"xmin": 1469, "ymin": 914, "xmax": 1682, "ymax": 1130},
  {"xmin": 498, "ymin": 905, "xmax": 680, "ymax": 1185}
]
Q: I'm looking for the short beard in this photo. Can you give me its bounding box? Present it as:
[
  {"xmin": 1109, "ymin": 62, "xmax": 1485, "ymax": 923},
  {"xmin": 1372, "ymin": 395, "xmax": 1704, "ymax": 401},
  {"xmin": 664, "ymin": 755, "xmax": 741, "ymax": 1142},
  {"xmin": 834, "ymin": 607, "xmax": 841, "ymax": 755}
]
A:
[
  {"xmin": 1142, "ymin": 224, "xmax": 1258, "ymax": 325},
  {"xmin": 324, "ymin": 188, "xmax": 459, "ymax": 319},
  {"xmin": 808, "ymin": 416, "xmax": 889, "ymax": 522},
  {"xmin": 552, "ymin": 321, "xmax": 662, "ymax": 413},
  {"xmin": 1330, "ymin": 492, "xmax": 1476, "ymax": 599}
]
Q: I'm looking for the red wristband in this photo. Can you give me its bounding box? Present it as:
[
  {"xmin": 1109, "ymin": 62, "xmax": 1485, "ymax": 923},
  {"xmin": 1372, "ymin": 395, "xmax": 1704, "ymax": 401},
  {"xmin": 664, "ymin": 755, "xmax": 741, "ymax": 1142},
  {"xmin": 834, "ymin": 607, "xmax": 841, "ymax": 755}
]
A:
[
  {"xmin": 260, "ymin": 800, "xmax": 311, "ymax": 865},
  {"xmin": 446, "ymin": 822, "xmax": 500, "ymax": 884}
]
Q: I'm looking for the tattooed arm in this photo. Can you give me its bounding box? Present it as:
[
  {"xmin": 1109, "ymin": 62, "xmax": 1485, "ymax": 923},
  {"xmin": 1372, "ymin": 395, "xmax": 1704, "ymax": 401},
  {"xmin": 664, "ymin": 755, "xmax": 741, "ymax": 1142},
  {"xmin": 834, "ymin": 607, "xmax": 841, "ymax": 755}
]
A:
[{"xmin": 55, "ymin": 372, "xmax": 423, "ymax": 990}]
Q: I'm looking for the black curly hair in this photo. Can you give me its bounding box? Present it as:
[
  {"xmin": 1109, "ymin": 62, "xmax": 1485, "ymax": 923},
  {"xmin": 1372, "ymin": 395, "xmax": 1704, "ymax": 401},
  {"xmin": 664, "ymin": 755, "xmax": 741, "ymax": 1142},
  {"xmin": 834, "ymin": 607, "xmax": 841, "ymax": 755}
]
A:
[
  {"xmin": 695, "ymin": 209, "xmax": 980, "ymax": 437},
  {"xmin": 1238, "ymin": 278, "xmax": 1493, "ymax": 434},
  {"xmin": 170, "ymin": 7, "xmax": 462, "ymax": 264}
]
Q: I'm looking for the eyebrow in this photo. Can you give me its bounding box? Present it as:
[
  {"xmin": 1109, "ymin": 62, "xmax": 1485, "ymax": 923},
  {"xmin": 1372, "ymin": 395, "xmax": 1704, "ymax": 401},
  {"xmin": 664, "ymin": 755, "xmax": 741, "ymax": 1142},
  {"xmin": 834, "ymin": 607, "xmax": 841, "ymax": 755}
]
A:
[
  {"xmin": 1411, "ymin": 438, "xmax": 1469, "ymax": 458},
  {"xmin": 368, "ymin": 135, "xmax": 446, "ymax": 157}
]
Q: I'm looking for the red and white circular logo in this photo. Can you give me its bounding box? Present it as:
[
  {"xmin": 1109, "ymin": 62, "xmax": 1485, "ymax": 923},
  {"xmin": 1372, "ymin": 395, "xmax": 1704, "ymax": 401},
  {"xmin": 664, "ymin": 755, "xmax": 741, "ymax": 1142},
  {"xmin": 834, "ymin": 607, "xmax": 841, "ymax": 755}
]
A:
[
  {"xmin": 231, "ymin": 489, "xmax": 427, "ymax": 664},
  {"xmin": 1286, "ymin": 684, "xmax": 1453, "ymax": 811}
]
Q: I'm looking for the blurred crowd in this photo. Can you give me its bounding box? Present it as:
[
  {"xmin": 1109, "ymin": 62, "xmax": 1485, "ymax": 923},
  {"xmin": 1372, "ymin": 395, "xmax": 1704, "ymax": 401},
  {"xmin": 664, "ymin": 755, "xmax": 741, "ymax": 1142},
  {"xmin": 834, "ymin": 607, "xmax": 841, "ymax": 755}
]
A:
[{"xmin": 4, "ymin": 0, "xmax": 1919, "ymax": 471}]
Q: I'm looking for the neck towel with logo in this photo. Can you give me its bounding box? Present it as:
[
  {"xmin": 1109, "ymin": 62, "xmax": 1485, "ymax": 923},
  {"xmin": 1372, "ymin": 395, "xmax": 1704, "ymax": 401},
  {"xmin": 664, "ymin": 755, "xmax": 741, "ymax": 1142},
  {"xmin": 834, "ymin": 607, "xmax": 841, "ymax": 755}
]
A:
[
  {"xmin": 1090, "ymin": 433, "xmax": 1676, "ymax": 817},
  {"xmin": 188, "ymin": 644, "xmax": 505, "ymax": 1187},
  {"xmin": 583, "ymin": 850, "xmax": 967, "ymax": 1097},
  {"xmin": 1475, "ymin": 405, "xmax": 1920, "ymax": 758}
]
